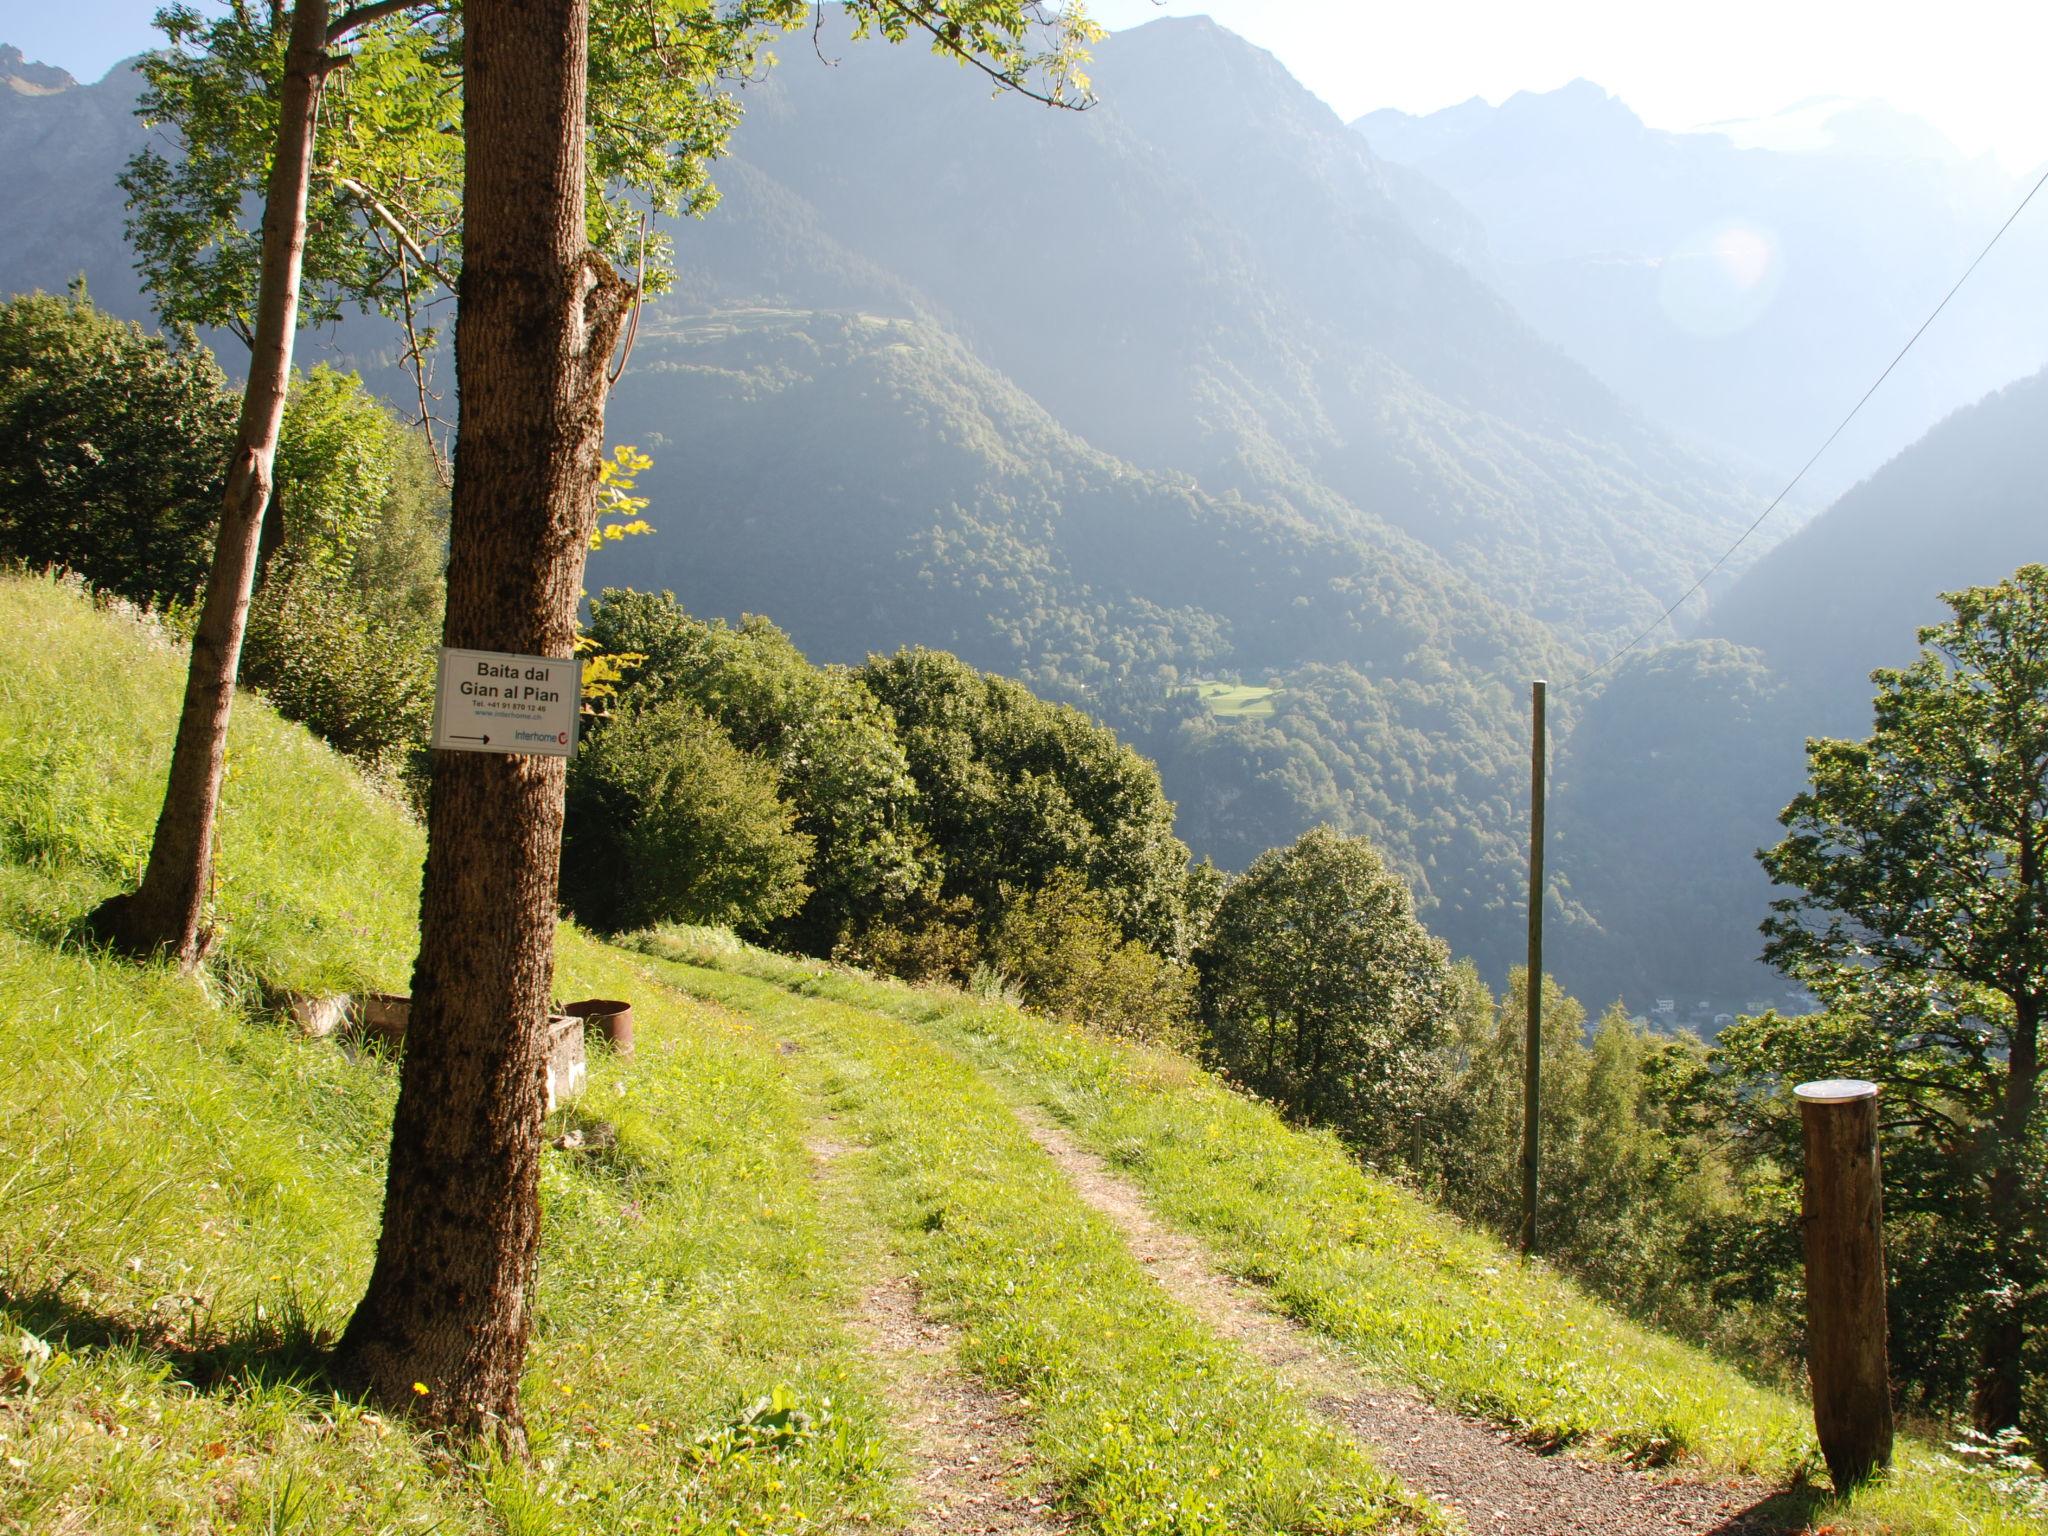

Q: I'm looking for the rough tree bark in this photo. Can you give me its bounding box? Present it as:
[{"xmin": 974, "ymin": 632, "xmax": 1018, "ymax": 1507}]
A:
[
  {"xmin": 1976, "ymin": 985, "xmax": 2040, "ymax": 1432},
  {"xmin": 334, "ymin": 0, "xmax": 630, "ymax": 1439},
  {"xmin": 91, "ymin": 0, "xmax": 332, "ymax": 964}
]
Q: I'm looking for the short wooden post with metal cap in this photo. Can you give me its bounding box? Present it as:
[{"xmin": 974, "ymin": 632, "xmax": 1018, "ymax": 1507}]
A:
[{"xmin": 1795, "ymin": 1077, "xmax": 1894, "ymax": 1490}]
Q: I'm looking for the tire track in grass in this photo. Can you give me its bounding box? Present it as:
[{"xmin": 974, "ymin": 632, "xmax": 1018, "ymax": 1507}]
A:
[
  {"xmin": 1014, "ymin": 1107, "xmax": 1795, "ymax": 1536},
  {"xmin": 809, "ymin": 1129, "xmax": 1072, "ymax": 1536},
  {"xmin": 645, "ymin": 956, "xmax": 1441, "ymax": 1536}
]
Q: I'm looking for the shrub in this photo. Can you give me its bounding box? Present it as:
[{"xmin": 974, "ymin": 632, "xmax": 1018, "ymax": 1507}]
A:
[
  {"xmin": 832, "ymin": 893, "xmax": 981, "ymax": 986},
  {"xmin": 991, "ymin": 871, "xmax": 1195, "ymax": 1048},
  {"xmin": 0, "ymin": 286, "xmax": 235, "ymax": 603},
  {"xmin": 239, "ymin": 557, "xmax": 437, "ymax": 786},
  {"xmin": 562, "ymin": 698, "xmax": 812, "ymax": 934}
]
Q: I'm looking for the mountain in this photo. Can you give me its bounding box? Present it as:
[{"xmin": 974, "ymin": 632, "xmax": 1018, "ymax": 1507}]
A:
[
  {"xmin": 1549, "ymin": 367, "xmax": 2048, "ymax": 1014},
  {"xmin": 0, "ymin": 50, "xmax": 149, "ymax": 316},
  {"xmin": 0, "ymin": 22, "xmax": 1778, "ymax": 982},
  {"xmin": 1355, "ymin": 82, "xmax": 2048, "ymax": 501},
  {"xmin": 596, "ymin": 308, "xmax": 1569, "ymax": 944},
  {"xmin": 654, "ymin": 21, "xmax": 1761, "ymax": 645},
  {"xmin": 1706, "ymin": 365, "xmax": 2048, "ymax": 725}
]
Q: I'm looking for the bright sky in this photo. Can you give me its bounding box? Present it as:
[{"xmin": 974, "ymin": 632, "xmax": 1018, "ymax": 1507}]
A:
[
  {"xmin": 1089, "ymin": 0, "xmax": 2048, "ymax": 173},
  {"xmin": 7, "ymin": 0, "xmax": 2046, "ymax": 173}
]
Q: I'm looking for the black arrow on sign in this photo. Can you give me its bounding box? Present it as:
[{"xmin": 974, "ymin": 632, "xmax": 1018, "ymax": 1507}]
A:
[{"xmin": 448, "ymin": 733, "xmax": 490, "ymax": 744}]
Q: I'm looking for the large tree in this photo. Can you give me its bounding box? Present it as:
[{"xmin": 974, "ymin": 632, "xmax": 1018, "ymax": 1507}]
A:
[
  {"xmin": 90, "ymin": 0, "xmax": 336, "ymax": 962},
  {"xmin": 1196, "ymin": 825, "xmax": 1459, "ymax": 1167},
  {"xmin": 1745, "ymin": 564, "xmax": 2048, "ymax": 1434},
  {"xmin": 99, "ymin": 0, "xmax": 941, "ymax": 961},
  {"xmin": 311, "ymin": 0, "xmax": 1095, "ymax": 1437}
]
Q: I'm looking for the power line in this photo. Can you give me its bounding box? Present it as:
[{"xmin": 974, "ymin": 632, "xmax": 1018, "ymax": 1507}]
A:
[{"xmin": 1558, "ymin": 161, "xmax": 2048, "ymax": 694}]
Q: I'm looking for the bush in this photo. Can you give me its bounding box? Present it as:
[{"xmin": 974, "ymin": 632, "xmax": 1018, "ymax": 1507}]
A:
[
  {"xmin": 562, "ymin": 698, "xmax": 812, "ymax": 934},
  {"xmin": 832, "ymin": 893, "xmax": 981, "ymax": 986},
  {"xmin": 0, "ymin": 287, "xmax": 235, "ymax": 603},
  {"xmin": 991, "ymin": 871, "xmax": 1195, "ymax": 1048},
  {"xmin": 239, "ymin": 557, "xmax": 437, "ymax": 786}
]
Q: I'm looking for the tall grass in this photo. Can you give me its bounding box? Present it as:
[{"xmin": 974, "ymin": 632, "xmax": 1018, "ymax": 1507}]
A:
[{"xmin": 0, "ymin": 576, "xmax": 903, "ymax": 1533}]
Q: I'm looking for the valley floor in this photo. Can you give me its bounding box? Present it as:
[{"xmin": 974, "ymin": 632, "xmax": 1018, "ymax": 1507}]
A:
[{"xmin": 0, "ymin": 575, "xmax": 2038, "ymax": 1536}]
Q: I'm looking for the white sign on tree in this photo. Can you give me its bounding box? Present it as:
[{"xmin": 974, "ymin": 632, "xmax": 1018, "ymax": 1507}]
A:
[{"xmin": 431, "ymin": 648, "xmax": 580, "ymax": 757}]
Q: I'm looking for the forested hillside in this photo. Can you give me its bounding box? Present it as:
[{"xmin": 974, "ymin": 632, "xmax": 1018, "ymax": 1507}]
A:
[
  {"xmin": 0, "ymin": 19, "xmax": 1782, "ymax": 979},
  {"xmin": 1549, "ymin": 367, "xmax": 2048, "ymax": 1011},
  {"xmin": 598, "ymin": 310, "xmax": 1572, "ymax": 955}
]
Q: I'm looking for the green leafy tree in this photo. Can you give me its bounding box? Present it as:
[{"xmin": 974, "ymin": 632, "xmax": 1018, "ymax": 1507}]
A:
[
  {"xmin": 582, "ymin": 590, "xmax": 935, "ymax": 950},
  {"xmin": 267, "ymin": 363, "xmax": 395, "ymax": 575},
  {"xmin": 561, "ymin": 697, "xmax": 811, "ymax": 934},
  {"xmin": 0, "ymin": 290, "xmax": 430, "ymax": 615},
  {"xmin": 1736, "ymin": 564, "xmax": 2048, "ymax": 1434},
  {"xmin": 862, "ymin": 645, "xmax": 1196, "ymax": 954},
  {"xmin": 1443, "ymin": 976, "xmax": 1734, "ymax": 1326},
  {"xmin": 108, "ymin": 0, "xmax": 1097, "ymax": 975},
  {"xmin": 1195, "ymin": 826, "xmax": 1458, "ymax": 1167},
  {"xmin": 322, "ymin": 0, "xmax": 1096, "ymax": 1437},
  {"xmin": 1447, "ymin": 967, "xmax": 1590, "ymax": 1236},
  {"xmin": 0, "ymin": 287, "xmax": 235, "ymax": 603}
]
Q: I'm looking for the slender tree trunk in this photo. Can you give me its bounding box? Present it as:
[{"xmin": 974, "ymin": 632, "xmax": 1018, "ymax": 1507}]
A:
[
  {"xmin": 334, "ymin": 0, "xmax": 629, "ymax": 1441},
  {"xmin": 91, "ymin": 0, "xmax": 331, "ymax": 965},
  {"xmin": 1974, "ymin": 988, "xmax": 2040, "ymax": 1431}
]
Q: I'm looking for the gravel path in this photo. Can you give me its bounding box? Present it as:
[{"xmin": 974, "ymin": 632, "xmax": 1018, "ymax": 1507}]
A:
[
  {"xmin": 809, "ymin": 1133, "xmax": 1071, "ymax": 1536},
  {"xmin": 1012, "ymin": 1107, "xmax": 1803, "ymax": 1536}
]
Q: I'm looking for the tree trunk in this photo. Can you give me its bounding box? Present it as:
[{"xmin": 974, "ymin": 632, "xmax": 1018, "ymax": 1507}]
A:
[
  {"xmin": 334, "ymin": 0, "xmax": 629, "ymax": 1442},
  {"xmin": 1973, "ymin": 988, "xmax": 2039, "ymax": 1431},
  {"xmin": 90, "ymin": 0, "xmax": 331, "ymax": 965}
]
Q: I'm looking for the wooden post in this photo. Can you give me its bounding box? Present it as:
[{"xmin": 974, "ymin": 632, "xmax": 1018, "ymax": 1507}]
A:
[
  {"xmin": 1520, "ymin": 679, "xmax": 1545, "ymax": 1256},
  {"xmin": 1795, "ymin": 1078, "xmax": 1894, "ymax": 1490}
]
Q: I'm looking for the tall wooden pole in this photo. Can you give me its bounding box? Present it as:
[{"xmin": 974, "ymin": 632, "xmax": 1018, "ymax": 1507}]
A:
[
  {"xmin": 1796, "ymin": 1078, "xmax": 1894, "ymax": 1490},
  {"xmin": 1520, "ymin": 679, "xmax": 1546, "ymax": 1256}
]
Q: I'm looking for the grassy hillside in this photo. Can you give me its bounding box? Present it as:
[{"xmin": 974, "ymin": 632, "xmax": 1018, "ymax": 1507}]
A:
[{"xmin": 0, "ymin": 573, "xmax": 2039, "ymax": 1534}]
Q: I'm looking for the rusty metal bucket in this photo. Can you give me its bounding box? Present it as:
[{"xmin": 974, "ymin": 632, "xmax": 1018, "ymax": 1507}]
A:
[{"xmin": 562, "ymin": 997, "xmax": 634, "ymax": 1057}]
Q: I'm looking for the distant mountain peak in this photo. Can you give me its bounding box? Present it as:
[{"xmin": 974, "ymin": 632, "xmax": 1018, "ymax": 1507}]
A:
[
  {"xmin": 1697, "ymin": 96, "xmax": 1967, "ymax": 164},
  {"xmin": 1497, "ymin": 78, "xmax": 1643, "ymax": 132},
  {"xmin": 0, "ymin": 45, "xmax": 77, "ymax": 96}
]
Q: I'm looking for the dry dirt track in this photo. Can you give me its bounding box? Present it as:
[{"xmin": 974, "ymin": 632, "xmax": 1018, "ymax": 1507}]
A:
[
  {"xmin": 1010, "ymin": 1106, "xmax": 1808, "ymax": 1536},
  {"xmin": 810, "ymin": 1134, "xmax": 1073, "ymax": 1536}
]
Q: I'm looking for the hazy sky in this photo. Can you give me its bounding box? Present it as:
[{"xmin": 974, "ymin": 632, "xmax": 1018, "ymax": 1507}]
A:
[
  {"xmin": 7, "ymin": 0, "xmax": 2045, "ymax": 172},
  {"xmin": 1088, "ymin": 0, "xmax": 2048, "ymax": 172}
]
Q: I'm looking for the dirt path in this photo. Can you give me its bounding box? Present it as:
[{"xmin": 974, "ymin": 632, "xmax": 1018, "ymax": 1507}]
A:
[
  {"xmin": 1011, "ymin": 1107, "xmax": 1801, "ymax": 1536},
  {"xmin": 809, "ymin": 1133, "xmax": 1072, "ymax": 1536}
]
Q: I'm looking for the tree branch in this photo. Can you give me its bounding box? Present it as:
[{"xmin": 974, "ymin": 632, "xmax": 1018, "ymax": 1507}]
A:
[
  {"xmin": 328, "ymin": 172, "xmax": 456, "ymax": 291},
  {"xmin": 877, "ymin": 0, "xmax": 1091, "ymax": 109},
  {"xmin": 327, "ymin": 0, "xmax": 429, "ymax": 44},
  {"xmin": 394, "ymin": 242, "xmax": 451, "ymax": 484},
  {"xmin": 606, "ymin": 213, "xmax": 649, "ymax": 393}
]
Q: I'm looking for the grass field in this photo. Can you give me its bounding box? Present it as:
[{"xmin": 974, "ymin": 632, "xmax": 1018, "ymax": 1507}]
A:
[
  {"xmin": 1187, "ymin": 680, "xmax": 1280, "ymax": 718},
  {"xmin": 636, "ymin": 932, "xmax": 2048, "ymax": 1536},
  {"xmin": 1, "ymin": 573, "xmax": 2040, "ymax": 1536}
]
